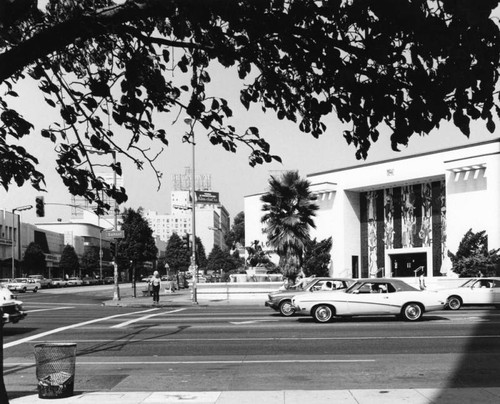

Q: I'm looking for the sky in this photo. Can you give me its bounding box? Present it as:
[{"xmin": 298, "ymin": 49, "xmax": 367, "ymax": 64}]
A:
[{"xmin": 1, "ymin": 61, "xmax": 498, "ymax": 227}]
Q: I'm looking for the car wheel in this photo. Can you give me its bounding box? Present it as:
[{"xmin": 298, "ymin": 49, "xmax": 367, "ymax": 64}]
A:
[
  {"xmin": 447, "ymin": 296, "xmax": 462, "ymax": 311},
  {"xmin": 279, "ymin": 300, "xmax": 295, "ymax": 317},
  {"xmin": 33, "ymin": 287, "xmax": 38, "ymax": 293},
  {"xmin": 22, "ymin": 287, "xmax": 27, "ymax": 293},
  {"xmin": 401, "ymin": 303, "xmax": 423, "ymax": 321},
  {"xmin": 313, "ymin": 305, "xmax": 334, "ymax": 323}
]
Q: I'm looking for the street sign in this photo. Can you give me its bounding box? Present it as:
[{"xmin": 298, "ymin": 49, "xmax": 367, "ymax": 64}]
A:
[{"xmin": 105, "ymin": 230, "xmax": 124, "ymax": 239}]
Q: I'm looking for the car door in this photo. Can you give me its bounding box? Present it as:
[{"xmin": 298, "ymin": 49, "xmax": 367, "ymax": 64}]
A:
[
  {"xmin": 490, "ymin": 280, "xmax": 500, "ymax": 304},
  {"xmin": 463, "ymin": 279, "xmax": 495, "ymax": 305},
  {"xmin": 346, "ymin": 282, "xmax": 393, "ymax": 315}
]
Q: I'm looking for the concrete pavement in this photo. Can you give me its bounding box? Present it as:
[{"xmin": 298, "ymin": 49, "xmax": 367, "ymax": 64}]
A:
[
  {"xmin": 10, "ymin": 388, "xmax": 500, "ymax": 403},
  {"xmin": 9, "ymin": 288, "xmax": 500, "ymax": 403}
]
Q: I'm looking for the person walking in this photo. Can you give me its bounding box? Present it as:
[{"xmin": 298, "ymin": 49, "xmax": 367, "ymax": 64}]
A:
[{"xmin": 149, "ymin": 271, "xmax": 161, "ymax": 305}]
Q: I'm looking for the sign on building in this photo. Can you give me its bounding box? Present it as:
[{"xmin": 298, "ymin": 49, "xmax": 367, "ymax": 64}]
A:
[{"xmin": 195, "ymin": 191, "xmax": 219, "ymax": 204}]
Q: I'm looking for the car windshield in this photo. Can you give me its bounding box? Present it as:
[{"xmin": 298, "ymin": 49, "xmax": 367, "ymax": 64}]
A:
[
  {"xmin": 460, "ymin": 279, "xmax": 476, "ymax": 288},
  {"xmin": 14, "ymin": 278, "xmax": 27, "ymax": 283}
]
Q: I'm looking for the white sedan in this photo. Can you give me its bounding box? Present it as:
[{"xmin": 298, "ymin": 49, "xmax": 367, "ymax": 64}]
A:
[
  {"xmin": 6, "ymin": 278, "xmax": 41, "ymax": 293},
  {"xmin": 292, "ymin": 278, "xmax": 446, "ymax": 323},
  {"xmin": 443, "ymin": 277, "xmax": 500, "ymax": 310}
]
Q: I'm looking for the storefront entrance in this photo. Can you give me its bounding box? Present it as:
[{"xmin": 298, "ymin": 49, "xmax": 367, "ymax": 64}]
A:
[{"xmin": 389, "ymin": 252, "xmax": 427, "ymax": 278}]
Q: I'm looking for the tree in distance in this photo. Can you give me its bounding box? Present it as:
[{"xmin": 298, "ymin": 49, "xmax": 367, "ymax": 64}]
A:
[
  {"xmin": 2, "ymin": 1, "xmax": 500, "ymax": 214},
  {"xmin": 22, "ymin": 241, "xmax": 47, "ymax": 275},
  {"xmin": 59, "ymin": 244, "xmax": 80, "ymax": 278},
  {"xmin": 117, "ymin": 207, "xmax": 158, "ymax": 282}
]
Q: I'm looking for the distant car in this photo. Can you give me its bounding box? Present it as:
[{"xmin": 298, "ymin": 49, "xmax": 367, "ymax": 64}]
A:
[
  {"xmin": 28, "ymin": 275, "xmax": 52, "ymax": 288},
  {"xmin": 103, "ymin": 276, "xmax": 114, "ymax": 284},
  {"xmin": 82, "ymin": 276, "xmax": 98, "ymax": 285},
  {"xmin": 0, "ymin": 284, "xmax": 27, "ymax": 324},
  {"xmin": 265, "ymin": 277, "xmax": 355, "ymax": 317},
  {"xmin": 442, "ymin": 277, "xmax": 500, "ymax": 310},
  {"xmin": 67, "ymin": 277, "xmax": 83, "ymax": 286},
  {"xmin": 291, "ymin": 278, "xmax": 446, "ymax": 323},
  {"xmin": 50, "ymin": 278, "xmax": 68, "ymax": 287},
  {"xmin": 7, "ymin": 278, "xmax": 41, "ymax": 293}
]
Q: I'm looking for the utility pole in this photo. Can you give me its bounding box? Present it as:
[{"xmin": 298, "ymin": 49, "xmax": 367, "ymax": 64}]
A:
[
  {"xmin": 112, "ymin": 150, "xmax": 120, "ymax": 301},
  {"xmin": 11, "ymin": 205, "xmax": 32, "ymax": 279},
  {"xmin": 191, "ymin": 134, "xmax": 198, "ymax": 304}
]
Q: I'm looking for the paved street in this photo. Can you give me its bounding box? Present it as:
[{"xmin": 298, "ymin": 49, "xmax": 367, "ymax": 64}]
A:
[{"xmin": 3, "ymin": 284, "xmax": 500, "ymax": 402}]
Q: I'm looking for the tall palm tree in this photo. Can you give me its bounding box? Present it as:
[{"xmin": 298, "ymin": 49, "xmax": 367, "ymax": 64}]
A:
[{"xmin": 260, "ymin": 171, "xmax": 318, "ymax": 276}]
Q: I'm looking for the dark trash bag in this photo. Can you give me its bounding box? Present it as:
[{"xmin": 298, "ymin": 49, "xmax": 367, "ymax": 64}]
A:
[{"xmin": 34, "ymin": 343, "xmax": 77, "ymax": 399}]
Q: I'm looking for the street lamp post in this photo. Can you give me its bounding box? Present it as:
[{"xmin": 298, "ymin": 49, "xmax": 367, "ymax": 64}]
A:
[
  {"xmin": 85, "ymin": 147, "xmax": 120, "ymax": 300},
  {"xmin": 191, "ymin": 134, "xmax": 198, "ymax": 304},
  {"xmin": 11, "ymin": 205, "xmax": 32, "ymax": 279}
]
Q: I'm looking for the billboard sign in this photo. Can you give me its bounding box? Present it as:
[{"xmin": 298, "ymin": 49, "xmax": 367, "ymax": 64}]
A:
[{"xmin": 195, "ymin": 191, "xmax": 219, "ymax": 204}]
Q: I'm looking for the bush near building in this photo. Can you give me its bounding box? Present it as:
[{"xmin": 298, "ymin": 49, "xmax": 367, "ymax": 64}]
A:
[{"xmin": 449, "ymin": 229, "xmax": 500, "ymax": 277}]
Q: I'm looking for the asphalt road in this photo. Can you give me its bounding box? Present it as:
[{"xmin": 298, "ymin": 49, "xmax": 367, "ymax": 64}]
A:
[{"xmin": 3, "ymin": 286, "xmax": 500, "ymax": 399}]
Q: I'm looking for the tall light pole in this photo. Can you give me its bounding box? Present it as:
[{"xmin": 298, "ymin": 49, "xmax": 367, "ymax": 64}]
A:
[
  {"xmin": 111, "ymin": 150, "xmax": 120, "ymax": 301},
  {"xmin": 85, "ymin": 147, "xmax": 120, "ymax": 300},
  {"xmin": 11, "ymin": 205, "xmax": 32, "ymax": 279},
  {"xmin": 191, "ymin": 134, "xmax": 198, "ymax": 304}
]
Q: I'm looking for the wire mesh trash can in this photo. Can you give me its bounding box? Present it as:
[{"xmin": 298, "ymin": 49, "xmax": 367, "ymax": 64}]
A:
[{"xmin": 34, "ymin": 343, "xmax": 77, "ymax": 399}]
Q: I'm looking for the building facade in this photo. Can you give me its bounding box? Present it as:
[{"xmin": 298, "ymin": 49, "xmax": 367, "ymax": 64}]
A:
[
  {"xmin": 245, "ymin": 139, "xmax": 500, "ymax": 279},
  {"xmin": 145, "ymin": 190, "xmax": 230, "ymax": 253}
]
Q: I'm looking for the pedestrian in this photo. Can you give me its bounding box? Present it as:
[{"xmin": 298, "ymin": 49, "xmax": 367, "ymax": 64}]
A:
[{"xmin": 149, "ymin": 271, "xmax": 161, "ymax": 305}]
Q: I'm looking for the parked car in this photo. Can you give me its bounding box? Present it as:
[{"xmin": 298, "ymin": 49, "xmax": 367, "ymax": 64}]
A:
[
  {"xmin": 28, "ymin": 275, "xmax": 52, "ymax": 289},
  {"xmin": 50, "ymin": 278, "xmax": 68, "ymax": 287},
  {"xmin": 442, "ymin": 277, "xmax": 500, "ymax": 310},
  {"xmin": 82, "ymin": 276, "xmax": 98, "ymax": 285},
  {"xmin": 0, "ymin": 284, "xmax": 27, "ymax": 324},
  {"xmin": 265, "ymin": 277, "xmax": 355, "ymax": 317},
  {"xmin": 103, "ymin": 276, "xmax": 115, "ymax": 284},
  {"xmin": 7, "ymin": 278, "xmax": 41, "ymax": 293},
  {"xmin": 291, "ymin": 278, "xmax": 446, "ymax": 323},
  {"xmin": 67, "ymin": 277, "xmax": 83, "ymax": 286}
]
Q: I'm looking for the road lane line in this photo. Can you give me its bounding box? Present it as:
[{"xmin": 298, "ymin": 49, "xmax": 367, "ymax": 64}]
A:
[
  {"xmin": 36, "ymin": 334, "xmax": 500, "ymax": 343},
  {"xmin": 26, "ymin": 307, "xmax": 74, "ymax": 313},
  {"xmin": 111, "ymin": 308, "xmax": 186, "ymax": 328},
  {"xmin": 6, "ymin": 359, "xmax": 376, "ymax": 366},
  {"xmin": 3, "ymin": 308, "xmax": 159, "ymax": 349}
]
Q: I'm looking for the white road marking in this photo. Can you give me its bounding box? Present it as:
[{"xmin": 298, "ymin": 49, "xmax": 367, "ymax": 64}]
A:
[
  {"xmin": 6, "ymin": 359, "xmax": 376, "ymax": 366},
  {"xmin": 32, "ymin": 334, "xmax": 500, "ymax": 344},
  {"xmin": 111, "ymin": 308, "xmax": 186, "ymax": 328},
  {"xmin": 26, "ymin": 307, "xmax": 74, "ymax": 313},
  {"xmin": 230, "ymin": 320, "xmax": 279, "ymax": 324},
  {"xmin": 3, "ymin": 308, "xmax": 159, "ymax": 349}
]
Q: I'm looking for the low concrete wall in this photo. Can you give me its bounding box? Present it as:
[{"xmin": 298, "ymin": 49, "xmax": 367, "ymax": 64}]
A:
[
  {"xmin": 195, "ymin": 277, "xmax": 469, "ymax": 302},
  {"xmin": 195, "ymin": 282, "xmax": 282, "ymax": 301}
]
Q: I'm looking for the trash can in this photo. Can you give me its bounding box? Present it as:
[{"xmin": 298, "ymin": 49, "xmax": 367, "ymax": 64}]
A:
[{"xmin": 34, "ymin": 343, "xmax": 77, "ymax": 399}]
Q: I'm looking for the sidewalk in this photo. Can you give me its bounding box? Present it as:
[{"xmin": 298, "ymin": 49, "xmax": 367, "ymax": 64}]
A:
[
  {"xmin": 10, "ymin": 388, "xmax": 500, "ymax": 403},
  {"xmin": 102, "ymin": 287, "xmax": 265, "ymax": 308}
]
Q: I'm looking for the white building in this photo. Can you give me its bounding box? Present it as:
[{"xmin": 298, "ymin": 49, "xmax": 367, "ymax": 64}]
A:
[
  {"xmin": 245, "ymin": 139, "xmax": 500, "ymax": 279},
  {"xmin": 145, "ymin": 190, "xmax": 230, "ymax": 253}
]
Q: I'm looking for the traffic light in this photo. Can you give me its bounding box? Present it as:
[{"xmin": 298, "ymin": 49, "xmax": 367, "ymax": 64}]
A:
[
  {"xmin": 35, "ymin": 196, "xmax": 45, "ymax": 217},
  {"xmin": 182, "ymin": 234, "xmax": 190, "ymax": 249}
]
